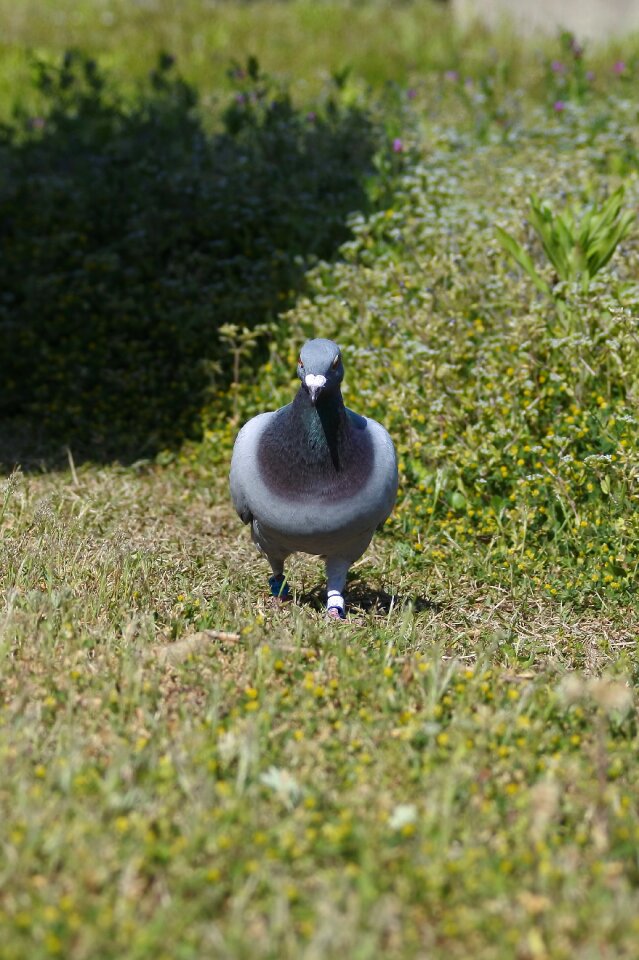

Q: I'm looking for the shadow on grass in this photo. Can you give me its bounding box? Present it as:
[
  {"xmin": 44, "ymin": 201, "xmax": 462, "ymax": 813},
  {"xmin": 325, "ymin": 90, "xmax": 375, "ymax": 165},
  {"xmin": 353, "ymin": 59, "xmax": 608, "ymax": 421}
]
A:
[
  {"xmin": 0, "ymin": 53, "xmax": 379, "ymax": 469},
  {"xmin": 298, "ymin": 585, "xmax": 439, "ymax": 615}
]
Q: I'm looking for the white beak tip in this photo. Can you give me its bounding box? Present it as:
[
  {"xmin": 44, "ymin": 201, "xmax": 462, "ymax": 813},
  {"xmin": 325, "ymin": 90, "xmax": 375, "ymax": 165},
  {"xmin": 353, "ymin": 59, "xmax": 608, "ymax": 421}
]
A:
[{"xmin": 305, "ymin": 374, "xmax": 327, "ymax": 389}]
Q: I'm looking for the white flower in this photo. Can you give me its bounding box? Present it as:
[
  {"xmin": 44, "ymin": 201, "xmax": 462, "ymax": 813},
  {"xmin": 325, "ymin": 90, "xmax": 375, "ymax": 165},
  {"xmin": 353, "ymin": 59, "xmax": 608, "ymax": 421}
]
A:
[
  {"xmin": 260, "ymin": 767, "xmax": 302, "ymax": 808},
  {"xmin": 388, "ymin": 803, "xmax": 418, "ymax": 830}
]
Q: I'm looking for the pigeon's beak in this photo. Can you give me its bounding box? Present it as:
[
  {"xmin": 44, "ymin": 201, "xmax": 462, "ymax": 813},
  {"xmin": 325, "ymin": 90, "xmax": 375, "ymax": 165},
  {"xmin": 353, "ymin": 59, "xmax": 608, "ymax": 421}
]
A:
[{"xmin": 305, "ymin": 374, "xmax": 326, "ymax": 405}]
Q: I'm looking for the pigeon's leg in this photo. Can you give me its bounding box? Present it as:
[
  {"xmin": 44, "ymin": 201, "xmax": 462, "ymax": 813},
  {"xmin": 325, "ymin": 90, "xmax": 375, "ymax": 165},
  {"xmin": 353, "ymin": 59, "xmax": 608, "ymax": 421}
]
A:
[
  {"xmin": 325, "ymin": 557, "xmax": 350, "ymax": 620},
  {"xmin": 267, "ymin": 555, "xmax": 290, "ymax": 600},
  {"xmin": 252, "ymin": 521, "xmax": 290, "ymax": 601}
]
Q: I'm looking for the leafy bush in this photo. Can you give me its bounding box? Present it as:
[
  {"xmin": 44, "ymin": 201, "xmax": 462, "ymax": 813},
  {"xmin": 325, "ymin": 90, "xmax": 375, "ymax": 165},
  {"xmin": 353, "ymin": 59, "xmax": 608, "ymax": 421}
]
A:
[
  {"xmin": 0, "ymin": 52, "xmax": 378, "ymax": 461},
  {"xmin": 211, "ymin": 73, "xmax": 639, "ymax": 607}
]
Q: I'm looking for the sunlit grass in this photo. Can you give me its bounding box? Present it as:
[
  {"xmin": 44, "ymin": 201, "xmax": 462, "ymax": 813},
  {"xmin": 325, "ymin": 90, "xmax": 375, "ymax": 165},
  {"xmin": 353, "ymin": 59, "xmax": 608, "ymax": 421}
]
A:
[
  {"xmin": 1, "ymin": 465, "xmax": 638, "ymax": 959},
  {"xmin": 3, "ymin": 0, "xmax": 639, "ymax": 121},
  {"xmin": 0, "ymin": 0, "xmax": 456, "ymax": 118}
]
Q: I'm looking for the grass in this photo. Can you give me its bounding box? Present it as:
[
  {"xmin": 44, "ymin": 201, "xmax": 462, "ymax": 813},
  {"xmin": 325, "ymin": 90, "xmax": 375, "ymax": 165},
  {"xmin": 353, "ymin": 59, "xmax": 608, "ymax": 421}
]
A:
[
  {"xmin": 2, "ymin": 464, "xmax": 639, "ymax": 959},
  {"xmin": 2, "ymin": 0, "xmax": 638, "ymax": 118},
  {"xmin": 2, "ymin": 2, "xmax": 639, "ymax": 958},
  {"xmin": 0, "ymin": 0, "xmax": 507, "ymax": 92},
  {"xmin": 0, "ymin": 0, "xmax": 457, "ymax": 119}
]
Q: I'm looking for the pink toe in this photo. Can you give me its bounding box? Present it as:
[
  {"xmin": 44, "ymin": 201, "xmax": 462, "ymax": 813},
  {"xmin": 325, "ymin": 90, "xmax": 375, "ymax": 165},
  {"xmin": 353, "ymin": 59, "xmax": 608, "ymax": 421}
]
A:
[{"xmin": 327, "ymin": 606, "xmax": 345, "ymax": 620}]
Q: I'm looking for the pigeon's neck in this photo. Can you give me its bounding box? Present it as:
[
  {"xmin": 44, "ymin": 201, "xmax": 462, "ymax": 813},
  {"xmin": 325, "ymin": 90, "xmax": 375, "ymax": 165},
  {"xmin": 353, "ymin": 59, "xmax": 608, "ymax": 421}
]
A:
[
  {"xmin": 257, "ymin": 385, "xmax": 373, "ymax": 499},
  {"xmin": 292, "ymin": 386, "xmax": 350, "ymax": 470}
]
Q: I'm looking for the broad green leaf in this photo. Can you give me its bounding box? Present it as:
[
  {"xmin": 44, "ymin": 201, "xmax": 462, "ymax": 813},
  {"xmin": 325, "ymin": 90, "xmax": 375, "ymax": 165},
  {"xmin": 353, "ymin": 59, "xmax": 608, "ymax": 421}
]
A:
[{"xmin": 495, "ymin": 225, "xmax": 550, "ymax": 294}]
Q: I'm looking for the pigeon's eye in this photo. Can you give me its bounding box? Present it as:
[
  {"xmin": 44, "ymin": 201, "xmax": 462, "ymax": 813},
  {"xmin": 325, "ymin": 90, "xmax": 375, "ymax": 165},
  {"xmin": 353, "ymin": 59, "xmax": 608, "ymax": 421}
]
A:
[
  {"xmin": 331, "ymin": 354, "xmax": 340, "ymax": 369},
  {"xmin": 298, "ymin": 357, "xmax": 304, "ymax": 368}
]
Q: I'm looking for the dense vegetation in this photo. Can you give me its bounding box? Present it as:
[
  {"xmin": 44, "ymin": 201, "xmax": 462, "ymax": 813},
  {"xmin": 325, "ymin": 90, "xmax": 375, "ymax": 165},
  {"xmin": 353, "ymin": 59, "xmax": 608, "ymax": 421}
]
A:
[
  {"xmin": 2, "ymin": 3, "xmax": 639, "ymax": 958},
  {"xmin": 0, "ymin": 52, "xmax": 377, "ymax": 459}
]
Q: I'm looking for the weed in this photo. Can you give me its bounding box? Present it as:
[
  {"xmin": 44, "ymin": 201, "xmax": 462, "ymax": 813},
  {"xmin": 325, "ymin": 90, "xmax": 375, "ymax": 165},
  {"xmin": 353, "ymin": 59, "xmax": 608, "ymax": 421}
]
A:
[{"xmin": 497, "ymin": 187, "xmax": 635, "ymax": 295}]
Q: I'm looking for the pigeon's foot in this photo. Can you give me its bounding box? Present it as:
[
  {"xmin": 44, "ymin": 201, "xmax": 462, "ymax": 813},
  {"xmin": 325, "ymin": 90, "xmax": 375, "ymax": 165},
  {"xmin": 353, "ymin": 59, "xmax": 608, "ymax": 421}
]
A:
[
  {"xmin": 326, "ymin": 591, "xmax": 346, "ymax": 620},
  {"xmin": 327, "ymin": 605, "xmax": 346, "ymax": 620},
  {"xmin": 268, "ymin": 574, "xmax": 290, "ymax": 601},
  {"xmin": 268, "ymin": 594, "xmax": 292, "ymax": 607}
]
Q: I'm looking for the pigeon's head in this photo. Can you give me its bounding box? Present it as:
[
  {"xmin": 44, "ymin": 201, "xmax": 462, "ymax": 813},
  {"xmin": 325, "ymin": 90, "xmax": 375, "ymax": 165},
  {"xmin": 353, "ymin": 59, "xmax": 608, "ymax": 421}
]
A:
[{"xmin": 297, "ymin": 338, "xmax": 344, "ymax": 405}]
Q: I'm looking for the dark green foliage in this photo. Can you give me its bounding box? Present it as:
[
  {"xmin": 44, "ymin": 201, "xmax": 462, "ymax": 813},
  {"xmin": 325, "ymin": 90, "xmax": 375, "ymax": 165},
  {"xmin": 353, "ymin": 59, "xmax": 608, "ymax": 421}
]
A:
[{"xmin": 0, "ymin": 52, "xmax": 377, "ymax": 462}]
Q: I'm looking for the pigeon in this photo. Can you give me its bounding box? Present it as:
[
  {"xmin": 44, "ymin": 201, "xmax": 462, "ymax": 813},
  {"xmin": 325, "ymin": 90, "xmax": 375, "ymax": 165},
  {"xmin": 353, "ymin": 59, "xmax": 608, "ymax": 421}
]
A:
[{"xmin": 229, "ymin": 338, "xmax": 398, "ymax": 618}]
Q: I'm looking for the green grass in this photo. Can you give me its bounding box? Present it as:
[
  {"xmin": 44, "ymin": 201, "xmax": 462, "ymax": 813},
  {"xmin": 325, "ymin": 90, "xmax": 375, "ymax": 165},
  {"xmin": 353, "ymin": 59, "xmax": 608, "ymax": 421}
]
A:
[
  {"xmin": 0, "ymin": 0, "xmax": 457, "ymax": 118},
  {"xmin": 2, "ymin": 0, "xmax": 638, "ymax": 118},
  {"xmin": 2, "ymin": 3, "xmax": 639, "ymax": 958},
  {"xmin": 2, "ymin": 464, "xmax": 639, "ymax": 959}
]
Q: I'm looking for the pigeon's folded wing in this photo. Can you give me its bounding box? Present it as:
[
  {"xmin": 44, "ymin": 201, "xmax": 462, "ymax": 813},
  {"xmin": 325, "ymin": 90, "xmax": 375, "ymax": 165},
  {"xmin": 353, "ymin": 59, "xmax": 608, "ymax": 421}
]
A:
[
  {"xmin": 230, "ymin": 483, "xmax": 253, "ymax": 525},
  {"xmin": 229, "ymin": 413, "xmax": 273, "ymax": 525}
]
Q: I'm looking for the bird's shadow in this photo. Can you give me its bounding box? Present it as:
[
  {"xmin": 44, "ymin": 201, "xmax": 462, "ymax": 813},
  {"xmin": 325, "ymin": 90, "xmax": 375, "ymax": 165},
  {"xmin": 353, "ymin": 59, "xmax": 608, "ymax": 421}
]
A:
[{"xmin": 296, "ymin": 583, "xmax": 440, "ymax": 616}]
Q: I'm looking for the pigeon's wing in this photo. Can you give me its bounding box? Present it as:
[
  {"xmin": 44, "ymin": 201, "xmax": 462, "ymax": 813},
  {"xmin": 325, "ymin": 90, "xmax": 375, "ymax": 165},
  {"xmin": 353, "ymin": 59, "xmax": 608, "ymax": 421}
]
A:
[
  {"xmin": 229, "ymin": 422, "xmax": 254, "ymax": 524},
  {"xmin": 366, "ymin": 418, "xmax": 399, "ymax": 528},
  {"xmin": 230, "ymin": 478, "xmax": 253, "ymax": 525},
  {"xmin": 229, "ymin": 412, "xmax": 272, "ymax": 525}
]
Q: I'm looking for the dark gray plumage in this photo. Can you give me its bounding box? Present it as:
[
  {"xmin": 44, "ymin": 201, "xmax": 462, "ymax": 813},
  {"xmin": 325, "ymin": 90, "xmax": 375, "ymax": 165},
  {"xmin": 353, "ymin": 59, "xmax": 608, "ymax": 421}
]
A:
[{"xmin": 229, "ymin": 338, "xmax": 398, "ymax": 618}]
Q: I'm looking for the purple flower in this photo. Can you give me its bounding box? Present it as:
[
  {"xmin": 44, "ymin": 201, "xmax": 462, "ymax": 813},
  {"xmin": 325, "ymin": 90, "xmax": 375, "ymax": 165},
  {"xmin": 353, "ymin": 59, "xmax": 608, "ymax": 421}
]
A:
[
  {"xmin": 444, "ymin": 70, "xmax": 459, "ymax": 82},
  {"xmin": 235, "ymin": 92, "xmax": 246, "ymax": 104},
  {"xmin": 29, "ymin": 117, "xmax": 45, "ymax": 130},
  {"xmin": 392, "ymin": 138, "xmax": 404, "ymax": 153},
  {"xmin": 586, "ymin": 70, "xmax": 595, "ymax": 81},
  {"xmin": 306, "ymin": 111, "xmax": 316, "ymax": 123},
  {"xmin": 551, "ymin": 60, "xmax": 565, "ymax": 74},
  {"xmin": 613, "ymin": 60, "xmax": 626, "ymax": 74},
  {"xmin": 406, "ymin": 88, "xmax": 417, "ymax": 100},
  {"xmin": 553, "ymin": 100, "xmax": 566, "ymax": 112}
]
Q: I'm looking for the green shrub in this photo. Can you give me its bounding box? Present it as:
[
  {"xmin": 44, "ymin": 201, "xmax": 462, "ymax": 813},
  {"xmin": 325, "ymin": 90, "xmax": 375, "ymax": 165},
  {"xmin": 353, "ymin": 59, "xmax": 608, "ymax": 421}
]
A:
[{"xmin": 212, "ymin": 73, "xmax": 639, "ymax": 606}]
